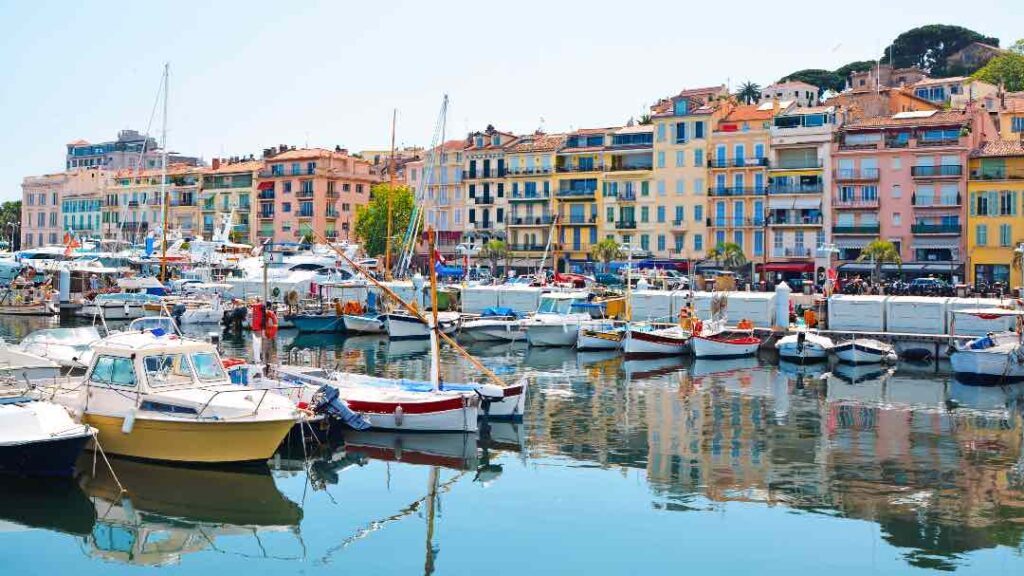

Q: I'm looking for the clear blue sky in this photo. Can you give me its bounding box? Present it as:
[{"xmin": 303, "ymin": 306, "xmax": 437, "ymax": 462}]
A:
[{"xmin": 0, "ymin": 0, "xmax": 1018, "ymax": 200}]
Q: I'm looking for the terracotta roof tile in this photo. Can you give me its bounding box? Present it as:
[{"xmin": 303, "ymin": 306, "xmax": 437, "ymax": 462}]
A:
[
  {"xmin": 913, "ymin": 76, "xmax": 970, "ymax": 87},
  {"xmin": 267, "ymin": 148, "xmax": 363, "ymax": 162},
  {"xmin": 1002, "ymin": 97, "xmax": 1024, "ymax": 113},
  {"xmin": 721, "ymin": 105, "xmax": 774, "ymax": 122},
  {"xmin": 201, "ymin": 160, "xmax": 264, "ymax": 174},
  {"xmin": 970, "ymin": 140, "xmax": 1024, "ymax": 158},
  {"xmin": 506, "ymin": 133, "xmax": 566, "ymax": 154}
]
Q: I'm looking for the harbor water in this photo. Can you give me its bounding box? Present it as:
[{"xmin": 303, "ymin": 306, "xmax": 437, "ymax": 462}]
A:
[{"xmin": 0, "ymin": 316, "xmax": 1022, "ymax": 574}]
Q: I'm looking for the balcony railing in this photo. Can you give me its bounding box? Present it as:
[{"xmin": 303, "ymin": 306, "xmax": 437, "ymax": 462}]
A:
[
  {"xmin": 615, "ymin": 220, "xmax": 637, "ymax": 230},
  {"xmin": 556, "ymin": 164, "xmax": 605, "ymax": 173},
  {"xmin": 767, "ymin": 183, "xmax": 823, "ymax": 194},
  {"xmin": 707, "ymin": 157, "xmax": 769, "ymax": 168},
  {"xmin": 259, "ymin": 212, "xmax": 275, "ymax": 220},
  {"xmin": 834, "ymin": 196, "xmax": 880, "ymax": 208},
  {"xmin": 557, "ymin": 189, "xmax": 597, "ymax": 199},
  {"xmin": 473, "ymin": 195, "xmax": 494, "ymax": 205},
  {"xmin": 509, "ymin": 216, "xmax": 554, "ymax": 226},
  {"xmin": 911, "ymin": 223, "xmax": 961, "ymax": 234},
  {"xmin": 510, "ymin": 191, "xmax": 551, "ymax": 201},
  {"xmin": 508, "ymin": 243, "xmax": 549, "ymax": 252},
  {"xmin": 772, "ymin": 215, "xmax": 823, "ymax": 226},
  {"xmin": 296, "ymin": 190, "xmax": 314, "ymax": 199},
  {"xmin": 565, "ymin": 215, "xmax": 598, "ymax": 225},
  {"xmin": 506, "ymin": 167, "xmax": 553, "ymax": 176},
  {"xmin": 463, "ymin": 168, "xmax": 507, "ymax": 180},
  {"xmin": 708, "ymin": 186, "xmax": 766, "ymax": 197},
  {"xmin": 606, "ymin": 164, "xmax": 652, "ymax": 172},
  {"xmin": 838, "ymin": 142, "xmax": 880, "ymax": 151},
  {"xmin": 771, "ymin": 247, "xmax": 813, "ymax": 258},
  {"xmin": 916, "ymin": 138, "xmax": 961, "ymax": 148},
  {"xmin": 832, "ymin": 224, "xmax": 880, "ymax": 234},
  {"xmin": 615, "ymin": 191, "xmax": 637, "ymax": 201},
  {"xmin": 297, "ymin": 210, "xmax": 315, "ymax": 219},
  {"xmin": 912, "ymin": 193, "xmax": 961, "ymax": 207},
  {"xmin": 258, "ymin": 191, "xmax": 275, "ymax": 200},
  {"xmin": 911, "ymin": 164, "xmax": 963, "ymax": 178},
  {"xmin": 835, "ymin": 168, "xmax": 880, "ymax": 181},
  {"xmin": 969, "ymin": 170, "xmax": 1024, "ymax": 181},
  {"xmin": 708, "ymin": 217, "xmax": 766, "ymax": 227}
]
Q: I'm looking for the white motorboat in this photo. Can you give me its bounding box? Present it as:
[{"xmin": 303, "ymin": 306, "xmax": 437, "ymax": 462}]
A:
[
  {"xmin": 832, "ymin": 338, "xmax": 897, "ymax": 365},
  {"xmin": 692, "ymin": 332, "xmax": 761, "ymax": 359},
  {"xmin": 0, "ymin": 392, "xmax": 96, "ymax": 477},
  {"xmin": 775, "ymin": 331, "xmax": 833, "ymax": 363},
  {"xmin": 949, "ymin": 308, "xmax": 1024, "ymax": 384},
  {"xmin": 343, "ymin": 313, "xmax": 385, "ymax": 335},
  {"xmin": 622, "ymin": 324, "xmax": 690, "ymax": 357},
  {"xmin": 383, "ymin": 311, "xmax": 459, "ymax": 340},
  {"xmin": 18, "ymin": 327, "xmax": 102, "ymax": 369},
  {"xmin": 0, "ymin": 341, "xmax": 63, "ymax": 380},
  {"xmin": 457, "ymin": 308, "xmax": 524, "ymax": 343},
  {"xmin": 28, "ymin": 332, "xmax": 300, "ymax": 464},
  {"xmin": 576, "ymin": 320, "xmax": 626, "ymax": 351},
  {"xmin": 522, "ymin": 292, "xmax": 592, "ymax": 347}
]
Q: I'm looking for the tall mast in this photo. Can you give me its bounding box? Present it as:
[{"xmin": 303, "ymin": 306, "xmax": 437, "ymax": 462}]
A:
[
  {"xmin": 385, "ymin": 109, "xmax": 397, "ymax": 280},
  {"xmin": 159, "ymin": 62, "xmax": 169, "ymax": 282},
  {"xmin": 427, "ymin": 227, "xmax": 441, "ymax": 392}
]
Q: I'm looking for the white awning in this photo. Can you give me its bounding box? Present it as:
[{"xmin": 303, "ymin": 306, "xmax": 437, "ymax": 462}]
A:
[
  {"xmin": 768, "ymin": 197, "xmax": 821, "ymax": 209},
  {"xmin": 913, "ymin": 238, "xmax": 960, "ymax": 249},
  {"xmin": 834, "ymin": 239, "xmax": 871, "ymax": 249}
]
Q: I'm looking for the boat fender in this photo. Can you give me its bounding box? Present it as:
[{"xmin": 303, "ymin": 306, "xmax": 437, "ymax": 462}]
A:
[
  {"xmin": 394, "ymin": 405, "xmax": 403, "ymax": 427},
  {"xmin": 122, "ymin": 409, "xmax": 136, "ymax": 434},
  {"xmin": 124, "ymin": 301, "xmax": 130, "ymax": 316},
  {"xmin": 477, "ymin": 384, "xmax": 505, "ymax": 401}
]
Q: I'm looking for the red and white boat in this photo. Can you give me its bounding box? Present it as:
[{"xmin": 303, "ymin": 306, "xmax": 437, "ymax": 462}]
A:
[
  {"xmin": 692, "ymin": 333, "xmax": 761, "ymax": 359},
  {"xmin": 622, "ymin": 324, "xmax": 690, "ymax": 357}
]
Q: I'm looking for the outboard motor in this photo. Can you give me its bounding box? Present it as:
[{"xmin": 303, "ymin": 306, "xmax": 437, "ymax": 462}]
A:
[
  {"xmin": 311, "ymin": 385, "xmax": 371, "ymax": 430},
  {"xmin": 796, "ymin": 331, "xmax": 806, "ymax": 353},
  {"xmin": 171, "ymin": 303, "xmax": 186, "ymax": 325}
]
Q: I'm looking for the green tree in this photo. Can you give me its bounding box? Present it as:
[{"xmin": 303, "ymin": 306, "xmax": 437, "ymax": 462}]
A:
[
  {"xmin": 857, "ymin": 239, "xmax": 902, "ymax": 283},
  {"xmin": 778, "ymin": 69, "xmax": 843, "ymax": 94},
  {"xmin": 354, "ymin": 183, "xmax": 415, "ymax": 257},
  {"xmin": 590, "ymin": 237, "xmax": 623, "ymax": 271},
  {"xmin": 638, "ymin": 113, "xmax": 652, "ymax": 125},
  {"xmin": 972, "ymin": 52, "xmax": 1024, "ymax": 92},
  {"xmin": 736, "ymin": 81, "xmax": 761, "ymax": 104},
  {"xmin": 1010, "ymin": 39, "xmax": 1024, "ymax": 55},
  {"xmin": 0, "ymin": 201, "xmax": 21, "ymax": 250},
  {"xmin": 706, "ymin": 242, "xmax": 747, "ymax": 269},
  {"xmin": 481, "ymin": 239, "xmax": 507, "ymax": 275},
  {"xmin": 883, "ymin": 24, "xmax": 999, "ymax": 75},
  {"xmin": 833, "ymin": 60, "xmax": 877, "ymax": 84}
]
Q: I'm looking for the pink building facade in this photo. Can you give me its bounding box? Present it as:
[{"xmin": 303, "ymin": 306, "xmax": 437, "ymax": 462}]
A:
[
  {"xmin": 255, "ymin": 148, "xmax": 377, "ymax": 244},
  {"xmin": 831, "ymin": 107, "xmax": 996, "ymax": 279}
]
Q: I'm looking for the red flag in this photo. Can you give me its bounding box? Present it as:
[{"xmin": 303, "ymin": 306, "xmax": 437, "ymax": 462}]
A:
[{"xmin": 434, "ymin": 249, "xmax": 446, "ymax": 265}]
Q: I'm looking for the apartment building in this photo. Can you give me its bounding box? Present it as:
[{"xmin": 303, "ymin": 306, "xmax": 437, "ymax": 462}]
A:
[
  {"xmin": 650, "ymin": 85, "xmax": 730, "ymax": 260},
  {"xmin": 255, "ymin": 147, "xmax": 376, "ymax": 243},
  {"xmin": 66, "ymin": 129, "xmax": 200, "ymax": 171},
  {"xmin": 505, "ymin": 132, "xmax": 565, "ymax": 269},
  {"xmin": 760, "ymin": 81, "xmax": 820, "ymax": 107},
  {"xmin": 103, "ymin": 164, "xmax": 201, "ymax": 241},
  {"xmin": 832, "ymin": 107, "xmax": 997, "ymax": 280},
  {"xmin": 200, "ymin": 159, "xmax": 261, "ymax": 244},
  {"xmin": 418, "ymin": 140, "xmax": 467, "ymax": 255},
  {"xmin": 554, "ymin": 128, "xmax": 606, "ymax": 263},
  {"xmin": 22, "ymin": 170, "xmax": 111, "ymax": 248},
  {"xmin": 464, "ymin": 127, "xmax": 517, "ymax": 246},
  {"xmin": 602, "ymin": 124, "xmax": 654, "ymax": 254},
  {"xmin": 967, "ymin": 140, "xmax": 1024, "ymax": 285}
]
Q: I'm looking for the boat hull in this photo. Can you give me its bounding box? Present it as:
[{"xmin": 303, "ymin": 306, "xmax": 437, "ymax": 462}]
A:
[
  {"xmin": 776, "ymin": 343, "xmax": 830, "ymax": 364},
  {"xmin": 576, "ymin": 328, "xmax": 623, "ymax": 351},
  {"xmin": 82, "ymin": 414, "xmax": 295, "ymax": 464},
  {"xmin": 343, "ymin": 314, "xmax": 384, "ymax": 334},
  {"xmin": 0, "ymin": 433, "xmax": 93, "ymax": 477},
  {"xmin": 524, "ymin": 323, "xmax": 580, "ymax": 347},
  {"xmin": 692, "ymin": 335, "xmax": 760, "ymax": 359},
  {"xmin": 951, "ymin": 349, "xmax": 1024, "ymax": 384},
  {"xmin": 384, "ymin": 314, "xmax": 456, "ymax": 340},
  {"xmin": 290, "ymin": 314, "xmax": 346, "ymax": 333},
  {"xmin": 342, "ymin": 399, "xmax": 479, "ymax": 432},
  {"xmin": 623, "ymin": 329, "xmax": 687, "ymax": 357},
  {"xmin": 78, "ymin": 303, "xmax": 147, "ymax": 320},
  {"xmin": 834, "ymin": 341, "xmax": 892, "ymax": 365}
]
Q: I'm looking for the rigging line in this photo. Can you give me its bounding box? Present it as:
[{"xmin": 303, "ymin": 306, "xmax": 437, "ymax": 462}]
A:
[{"xmin": 116, "ymin": 69, "xmax": 166, "ymax": 242}]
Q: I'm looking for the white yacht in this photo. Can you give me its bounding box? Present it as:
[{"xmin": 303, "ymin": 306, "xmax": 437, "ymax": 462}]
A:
[
  {"xmin": 522, "ymin": 292, "xmax": 592, "ymax": 347},
  {"xmin": 949, "ymin": 308, "xmax": 1024, "ymax": 384}
]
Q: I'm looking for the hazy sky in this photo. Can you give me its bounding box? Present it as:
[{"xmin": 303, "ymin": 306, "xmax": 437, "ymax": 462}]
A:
[{"xmin": 0, "ymin": 0, "xmax": 1019, "ymax": 200}]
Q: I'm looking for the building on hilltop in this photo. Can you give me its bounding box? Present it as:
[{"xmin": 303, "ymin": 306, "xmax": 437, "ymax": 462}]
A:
[
  {"xmin": 761, "ymin": 81, "xmax": 820, "ymax": 107},
  {"xmin": 66, "ymin": 129, "xmax": 201, "ymax": 171}
]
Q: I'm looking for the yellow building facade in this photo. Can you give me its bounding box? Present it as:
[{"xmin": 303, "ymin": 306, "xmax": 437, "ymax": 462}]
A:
[
  {"xmin": 505, "ymin": 133, "xmax": 565, "ymax": 267},
  {"xmin": 554, "ymin": 128, "xmax": 606, "ymax": 264},
  {"xmin": 650, "ymin": 86, "xmax": 730, "ymax": 260},
  {"xmin": 967, "ymin": 140, "xmax": 1024, "ymax": 286}
]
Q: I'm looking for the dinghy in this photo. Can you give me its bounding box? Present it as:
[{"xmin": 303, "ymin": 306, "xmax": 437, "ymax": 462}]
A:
[
  {"xmin": 775, "ymin": 330, "xmax": 833, "ymax": 363},
  {"xmin": 832, "ymin": 338, "xmax": 897, "ymax": 365},
  {"xmin": 692, "ymin": 332, "xmax": 761, "ymax": 359},
  {"xmin": 949, "ymin": 308, "xmax": 1024, "ymax": 384}
]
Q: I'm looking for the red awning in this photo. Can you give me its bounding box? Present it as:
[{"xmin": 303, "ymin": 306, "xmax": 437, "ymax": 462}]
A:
[
  {"xmin": 257, "ymin": 181, "xmax": 274, "ymax": 190},
  {"xmin": 756, "ymin": 262, "xmax": 814, "ymax": 273}
]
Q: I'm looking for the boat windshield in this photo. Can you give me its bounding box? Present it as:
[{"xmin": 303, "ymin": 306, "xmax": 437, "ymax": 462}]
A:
[
  {"xmin": 191, "ymin": 352, "xmax": 227, "ymax": 382},
  {"xmin": 538, "ymin": 298, "xmax": 573, "ymax": 314},
  {"xmin": 144, "ymin": 354, "xmax": 196, "ymax": 387}
]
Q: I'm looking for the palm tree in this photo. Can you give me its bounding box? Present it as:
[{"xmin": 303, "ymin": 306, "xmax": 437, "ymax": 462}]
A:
[
  {"xmin": 481, "ymin": 239, "xmax": 508, "ymax": 276},
  {"xmin": 1012, "ymin": 241, "xmax": 1024, "ymax": 288},
  {"xmin": 590, "ymin": 238, "xmax": 623, "ymax": 272},
  {"xmin": 857, "ymin": 239, "xmax": 901, "ymax": 283},
  {"xmin": 706, "ymin": 242, "xmax": 747, "ymax": 270},
  {"xmin": 737, "ymin": 81, "xmax": 761, "ymax": 104}
]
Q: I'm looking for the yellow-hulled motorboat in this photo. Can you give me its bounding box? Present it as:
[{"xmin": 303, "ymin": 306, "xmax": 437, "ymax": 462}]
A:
[{"xmin": 30, "ymin": 331, "xmax": 299, "ymax": 464}]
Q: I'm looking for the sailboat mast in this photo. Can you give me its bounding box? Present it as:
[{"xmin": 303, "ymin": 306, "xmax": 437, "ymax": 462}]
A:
[
  {"xmin": 428, "ymin": 227, "xmax": 441, "ymax": 391},
  {"xmin": 159, "ymin": 62, "xmax": 169, "ymax": 282},
  {"xmin": 385, "ymin": 109, "xmax": 397, "ymax": 280}
]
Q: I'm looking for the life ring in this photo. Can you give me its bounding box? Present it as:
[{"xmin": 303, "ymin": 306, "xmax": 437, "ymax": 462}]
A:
[{"xmin": 264, "ymin": 309, "xmax": 279, "ymax": 339}]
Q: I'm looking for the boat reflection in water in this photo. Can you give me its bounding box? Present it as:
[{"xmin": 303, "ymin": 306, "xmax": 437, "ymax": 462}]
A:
[
  {"xmin": 79, "ymin": 457, "xmax": 304, "ymax": 566},
  {"xmin": 0, "ymin": 476, "xmax": 95, "ymax": 536}
]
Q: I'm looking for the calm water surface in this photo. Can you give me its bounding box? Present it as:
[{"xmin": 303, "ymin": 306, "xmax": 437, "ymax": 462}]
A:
[{"xmin": 0, "ymin": 316, "xmax": 1022, "ymax": 574}]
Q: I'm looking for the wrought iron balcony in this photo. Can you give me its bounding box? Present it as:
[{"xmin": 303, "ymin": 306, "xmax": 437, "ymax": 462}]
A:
[
  {"xmin": 911, "ymin": 223, "xmax": 961, "ymax": 234},
  {"xmin": 615, "ymin": 220, "xmax": 637, "ymax": 230},
  {"xmin": 708, "ymin": 186, "xmax": 766, "ymax": 197},
  {"xmin": 707, "ymin": 157, "xmax": 769, "ymax": 168},
  {"xmin": 911, "ymin": 164, "xmax": 963, "ymax": 178},
  {"xmin": 834, "ymin": 168, "xmax": 880, "ymax": 181},
  {"xmin": 832, "ymin": 224, "xmax": 880, "ymax": 234}
]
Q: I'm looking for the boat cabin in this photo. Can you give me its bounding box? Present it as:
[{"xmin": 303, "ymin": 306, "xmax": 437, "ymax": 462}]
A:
[{"xmin": 536, "ymin": 292, "xmax": 590, "ymax": 315}]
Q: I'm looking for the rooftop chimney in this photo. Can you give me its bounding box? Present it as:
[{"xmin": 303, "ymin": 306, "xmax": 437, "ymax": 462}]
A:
[{"xmin": 212, "ymin": 158, "xmax": 221, "ymax": 170}]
